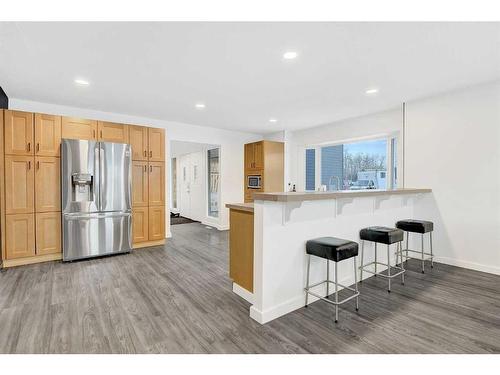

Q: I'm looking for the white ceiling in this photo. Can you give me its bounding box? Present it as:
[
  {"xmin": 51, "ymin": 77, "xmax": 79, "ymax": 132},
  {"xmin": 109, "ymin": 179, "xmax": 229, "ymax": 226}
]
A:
[{"xmin": 0, "ymin": 22, "xmax": 499, "ymax": 134}]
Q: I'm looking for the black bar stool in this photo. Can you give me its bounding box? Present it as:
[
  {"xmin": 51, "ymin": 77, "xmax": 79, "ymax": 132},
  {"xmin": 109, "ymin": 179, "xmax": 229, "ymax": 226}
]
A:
[
  {"xmin": 396, "ymin": 219, "xmax": 434, "ymax": 273},
  {"xmin": 359, "ymin": 226, "xmax": 405, "ymax": 292},
  {"xmin": 305, "ymin": 237, "xmax": 360, "ymax": 323}
]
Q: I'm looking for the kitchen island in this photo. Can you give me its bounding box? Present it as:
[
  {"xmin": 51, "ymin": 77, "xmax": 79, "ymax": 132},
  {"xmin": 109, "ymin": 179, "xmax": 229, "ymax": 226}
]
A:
[{"xmin": 227, "ymin": 188, "xmax": 432, "ymax": 324}]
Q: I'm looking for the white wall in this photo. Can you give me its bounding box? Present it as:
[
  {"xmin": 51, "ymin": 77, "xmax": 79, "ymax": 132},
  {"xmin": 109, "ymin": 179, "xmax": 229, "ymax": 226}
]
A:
[
  {"xmin": 8, "ymin": 98, "xmax": 262, "ymax": 235},
  {"xmin": 405, "ymin": 81, "xmax": 500, "ymax": 275},
  {"xmin": 287, "ymin": 107, "xmax": 403, "ymax": 191}
]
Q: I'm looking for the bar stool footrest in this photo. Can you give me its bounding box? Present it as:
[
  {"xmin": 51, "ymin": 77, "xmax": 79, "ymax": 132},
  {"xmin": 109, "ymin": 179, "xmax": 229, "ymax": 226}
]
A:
[
  {"xmin": 359, "ymin": 261, "xmax": 405, "ymax": 278},
  {"xmin": 304, "ymin": 280, "xmax": 359, "ymax": 306}
]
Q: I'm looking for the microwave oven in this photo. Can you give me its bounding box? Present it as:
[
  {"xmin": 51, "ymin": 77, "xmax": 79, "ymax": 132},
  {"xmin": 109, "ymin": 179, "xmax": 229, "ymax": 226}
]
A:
[{"xmin": 247, "ymin": 175, "xmax": 262, "ymax": 189}]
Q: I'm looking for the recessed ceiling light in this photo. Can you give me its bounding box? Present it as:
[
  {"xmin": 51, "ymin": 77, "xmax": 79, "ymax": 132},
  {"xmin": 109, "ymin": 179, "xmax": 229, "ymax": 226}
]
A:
[
  {"xmin": 365, "ymin": 88, "xmax": 379, "ymax": 95},
  {"xmin": 74, "ymin": 78, "xmax": 90, "ymax": 86},
  {"xmin": 269, "ymin": 118, "xmax": 278, "ymax": 123},
  {"xmin": 283, "ymin": 51, "xmax": 298, "ymax": 60},
  {"xmin": 195, "ymin": 103, "xmax": 206, "ymax": 109}
]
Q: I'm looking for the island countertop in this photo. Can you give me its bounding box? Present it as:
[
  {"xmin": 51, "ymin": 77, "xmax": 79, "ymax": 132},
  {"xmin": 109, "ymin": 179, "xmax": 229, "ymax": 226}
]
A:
[
  {"xmin": 226, "ymin": 202, "xmax": 254, "ymax": 213},
  {"xmin": 253, "ymin": 188, "xmax": 432, "ymax": 202}
]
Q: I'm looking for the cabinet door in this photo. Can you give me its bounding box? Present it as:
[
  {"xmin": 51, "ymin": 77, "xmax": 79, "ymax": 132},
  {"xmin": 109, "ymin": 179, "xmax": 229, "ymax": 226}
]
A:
[
  {"xmin": 244, "ymin": 143, "xmax": 255, "ymax": 169},
  {"xmin": 35, "ymin": 157, "xmax": 61, "ymax": 212},
  {"xmin": 5, "ymin": 156, "xmax": 35, "ymax": 214},
  {"xmin": 132, "ymin": 207, "xmax": 149, "ymax": 243},
  {"xmin": 132, "ymin": 161, "xmax": 148, "ymax": 207},
  {"xmin": 61, "ymin": 117, "xmax": 97, "ymax": 140},
  {"xmin": 253, "ymin": 142, "xmax": 264, "ymax": 169},
  {"xmin": 35, "ymin": 113, "xmax": 61, "ymax": 156},
  {"xmin": 148, "ymin": 206, "xmax": 165, "ymax": 241},
  {"xmin": 129, "ymin": 125, "xmax": 148, "ymax": 160},
  {"xmin": 148, "ymin": 128, "xmax": 165, "ymax": 162},
  {"xmin": 36, "ymin": 212, "xmax": 61, "ymax": 255},
  {"xmin": 4, "ymin": 110, "xmax": 34, "ymax": 155},
  {"xmin": 148, "ymin": 162, "xmax": 165, "ymax": 206},
  {"xmin": 5, "ymin": 214, "xmax": 35, "ymax": 259},
  {"xmin": 97, "ymin": 121, "xmax": 129, "ymax": 143}
]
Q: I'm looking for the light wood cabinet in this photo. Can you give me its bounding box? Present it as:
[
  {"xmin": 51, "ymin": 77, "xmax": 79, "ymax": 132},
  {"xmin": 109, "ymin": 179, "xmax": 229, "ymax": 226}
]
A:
[
  {"xmin": 97, "ymin": 121, "xmax": 129, "ymax": 143},
  {"xmin": 253, "ymin": 142, "xmax": 264, "ymax": 169},
  {"xmin": 35, "ymin": 212, "xmax": 61, "ymax": 255},
  {"xmin": 129, "ymin": 125, "xmax": 148, "ymax": 161},
  {"xmin": 62, "ymin": 117, "xmax": 97, "ymax": 140},
  {"xmin": 148, "ymin": 162, "xmax": 165, "ymax": 206},
  {"xmin": 132, "ymin": 207, "xmax": 149, "ymax": 244},
  {"xmin": 148, "ymin": 128, "xmax": 165, "ymax": 162},
  {"xmin": 35, "ymin": 157, "xmax": 61, "ymax": 212},
  {"xmin": 148, "ymin": 206, "xmax": 165, "ymax": 242},
  {"xmin": 244, "ymin": 142, "xmax": 255, "ymax": 170},
  {"xmin": 5, "ymin": 214, "xmax": 35, "ymax": 259},
  {"xmin": 35, "ymin": 113, "xmax": 61, "ymax": 156},
  {"xmin": 132, "ymin": 161, "xmax": 149, "ymax": 207},
  {"xmin": 5, "ymin": 155, "xmax": 35, "ymax": 214},
  {"xmin": 229, "ymin": 208, "xmax": 254, "ymax": 292},
  {"xmin": 4, "ymin": 110, "xmax": 34, "ymax": 156}
]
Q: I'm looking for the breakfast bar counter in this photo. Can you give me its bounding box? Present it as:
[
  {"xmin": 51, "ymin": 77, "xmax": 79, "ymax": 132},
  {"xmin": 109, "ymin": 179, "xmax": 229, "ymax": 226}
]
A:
[{"xmin": 228, "ymin": 188, "xmax": 433, "ymax": 324}]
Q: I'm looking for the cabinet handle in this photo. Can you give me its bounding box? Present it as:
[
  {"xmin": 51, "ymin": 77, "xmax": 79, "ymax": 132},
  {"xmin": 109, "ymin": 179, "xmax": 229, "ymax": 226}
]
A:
[
  {"xmin": 150, "ymin": 165, "xmax": 152, "ymax": 172},
  {"xmin": 144, "ymin": 150, "xmax": 147, "ymax": 157},
  {"xmin": 150, "ymin": 150, "xmax": 152, "ymax": 158},
  {"xmin": 36, "ymin": 143, "xmax": 40, "ymax": 152},
  {"xmin": 144, "ymin": 165, "xmax": 147, "ymax": 172},
  {"xmin": 28, "ymin": 161, "xmax": 31, "ymax": 170},
  {"xmin": 36, "ymin": 161, "xmax": 40, "ymax": 169},
  {"xmin": 100, "ymin": 130, "xmax": 103, "ymax": 139},
  {"xmin": 27, "ymin": 142, "xmax": 31, "ymax": 152}
]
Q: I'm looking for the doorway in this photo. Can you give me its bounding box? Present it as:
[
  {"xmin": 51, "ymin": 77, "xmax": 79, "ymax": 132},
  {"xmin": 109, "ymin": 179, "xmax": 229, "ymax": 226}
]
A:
[{"xmin": 170, "ymin": 141, "xmax": 220, "ymax": 226}]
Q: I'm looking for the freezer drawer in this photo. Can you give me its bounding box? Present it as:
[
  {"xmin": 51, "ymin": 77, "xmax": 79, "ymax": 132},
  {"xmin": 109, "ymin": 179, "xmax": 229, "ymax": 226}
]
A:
[{"xmin": 62, "ymin": 212, "xmax": 132, "ymax": 261}]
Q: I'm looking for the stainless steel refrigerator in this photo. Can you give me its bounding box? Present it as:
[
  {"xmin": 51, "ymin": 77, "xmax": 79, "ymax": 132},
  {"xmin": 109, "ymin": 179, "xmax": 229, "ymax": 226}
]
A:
[{"xmin": 61, "ymin": 139, "xmax": 132, "ymax": 261}]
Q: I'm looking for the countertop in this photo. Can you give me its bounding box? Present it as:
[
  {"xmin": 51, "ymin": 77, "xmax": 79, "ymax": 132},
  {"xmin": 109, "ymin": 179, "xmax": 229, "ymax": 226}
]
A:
[
  {"xmin": 252, "ymin": 188, "xmax": 432, "ymax": 202},
  {"xmin": 225, "ymin": 202, "xmax": 255, "ymax": 213}
]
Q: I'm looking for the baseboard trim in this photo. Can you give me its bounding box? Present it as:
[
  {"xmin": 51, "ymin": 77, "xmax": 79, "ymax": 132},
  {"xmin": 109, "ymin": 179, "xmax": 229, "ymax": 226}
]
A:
[
  {"xmin": 232, "ymin": 282, "xmax": 254, "ymax": 304},
  {"xmin": 200, "ymin": 220, "xmax": 228, "ymax": 231},
  {"xmin": 433, "ymin": 256, "xmax": 500, "ymax": 276},
  {"xmin": 2, "ymin": 253, "xmax": 62, "ymax": 268},
  {"xmin": 132, "ymin": 239, "xmax": 166, "ymax": 249}
]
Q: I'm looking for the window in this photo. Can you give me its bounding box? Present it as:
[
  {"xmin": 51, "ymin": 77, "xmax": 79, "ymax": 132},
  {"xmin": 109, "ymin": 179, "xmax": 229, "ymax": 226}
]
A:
[
  {"xmin": 207, "ymin": 148, "xmax": 220, "ymax": 218},
  {"xmin": 305, "ymin": 149, "xmax": 316, "ymax": 191},
  {"xmin": 305, "ymin": 137, "xmax": 396, "ymax": 191}
]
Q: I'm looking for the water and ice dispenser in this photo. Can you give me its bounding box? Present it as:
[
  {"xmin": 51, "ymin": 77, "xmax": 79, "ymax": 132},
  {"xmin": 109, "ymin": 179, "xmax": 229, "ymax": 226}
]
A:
[{"xmin": 71, "ymin": 172, "xmax": 94, "ymax": 202}]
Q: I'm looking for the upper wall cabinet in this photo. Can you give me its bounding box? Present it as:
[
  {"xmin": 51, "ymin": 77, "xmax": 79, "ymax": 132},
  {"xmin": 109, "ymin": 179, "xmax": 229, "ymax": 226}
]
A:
[
  {"xmin": 129, "ymin": 125, "xmax": 148, "ymax": 161},
  {"xmin": 4, "ymin": 110, "xmax": 34, "ymax": 156},
  {"xmin": 61, "ymin": 117, "xmax": 98, "ymax": 140},
  {"xmin": 148, "ymin": 128, "xmax": 165, "ymax": 162},
  {"xmin": 97, "ymin": 121, "xmax": 129, "ymax": 143},
  {"xmin": 35, "ymin": 113, "xmax": 61, "ymax": 157}
]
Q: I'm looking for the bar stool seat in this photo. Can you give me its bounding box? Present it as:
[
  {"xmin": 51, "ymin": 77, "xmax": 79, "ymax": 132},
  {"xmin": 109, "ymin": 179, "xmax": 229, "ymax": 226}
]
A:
[
  {"xmin": 360, "ymin": 226, "xmax": 404, "ymax": 244},
  {"xmin": 305, "ymin": 237, "xmax": 360, "ymax": 323},
  {"xmin": 396, "ymin": 220, "xmax": 433, "ymax": 234},
  {"xmin": 306, "ymin": 237, "xmax": 358, "ymax": 262},
  {"xmin": 396, "ymin": 219, "xmax": 435, "ymax": 273}
]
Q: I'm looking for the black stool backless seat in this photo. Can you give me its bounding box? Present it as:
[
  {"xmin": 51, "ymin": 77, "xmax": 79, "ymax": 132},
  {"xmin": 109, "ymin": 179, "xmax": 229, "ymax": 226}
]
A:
[
  {"xmin": 359, "ymin": 226, "xmax": 405, "ymax": 292},
  {"xmin": 305, "ymin": 237, "xmax": 360, "ymax": 323},
  {"xmin": 396, "ymin": 219, "xmax": 434, "ymax": 273}
]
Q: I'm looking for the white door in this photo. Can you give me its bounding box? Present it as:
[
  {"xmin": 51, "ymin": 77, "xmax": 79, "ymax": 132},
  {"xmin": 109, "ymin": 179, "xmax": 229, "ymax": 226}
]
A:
[
  {"xmin": 188, "ymin": 151, "xmax": 205, "ymax": 222},
  {"xmin": 179, "ymin": 154, "xmax": 191, "ymax": 218}
]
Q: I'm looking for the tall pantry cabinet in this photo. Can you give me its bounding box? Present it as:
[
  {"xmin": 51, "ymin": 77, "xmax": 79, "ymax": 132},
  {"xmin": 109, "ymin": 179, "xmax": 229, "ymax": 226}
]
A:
[{"xmin": 0, "ymin": 109, "xmax": 167, "ymax": 268}]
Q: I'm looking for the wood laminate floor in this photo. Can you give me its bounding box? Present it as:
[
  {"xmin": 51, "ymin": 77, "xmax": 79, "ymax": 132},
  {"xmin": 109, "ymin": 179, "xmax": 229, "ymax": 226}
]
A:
[{"xmin": 0, "ymin": 223, "xmax": 499, "ymax": 354}]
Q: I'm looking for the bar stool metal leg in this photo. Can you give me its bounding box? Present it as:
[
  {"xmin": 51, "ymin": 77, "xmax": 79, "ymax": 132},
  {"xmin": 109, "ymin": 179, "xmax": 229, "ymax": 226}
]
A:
[
  {"xmin": 406, "ymin": 232, "xmax": 409, "ymax": 266},
  {"xmin": 334, "ymin": 261, "xmax": 339, "ymax": 323},
  {"xmin": 387, "ymin": 244, "xmax": 391, "ymax": 292},
  {"xmin": 430, "ymin": 231, "xmax": 434, "ymax": 268},
  {"xmin": 421, "ymin": 233, "xmax": 425, "ymax": 273},
  {"xmin": 326, "ymin": 259, "xmax": 330, "ymax": 298},
  {"xmin": 353, "ymin": 257, "xmax": 359, "ymax": 311},
  {"xmin": 360, "ymin": 240, "xmax": 364, "ymax": 282},
  {"xmin": 374, "ymin": 242, "xmax": 378, "ymax": 276},
  {"xmin": 399, "ymin": 242, "xmax": 405, "ymax": 285},
  {"xmin": 305, "ymin": 255, "xmax": 311, "ymax": 307}
]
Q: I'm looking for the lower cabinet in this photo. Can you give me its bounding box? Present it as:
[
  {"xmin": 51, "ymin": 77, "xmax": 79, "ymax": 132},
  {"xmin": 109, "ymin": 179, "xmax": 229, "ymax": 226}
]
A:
[
  {"xmin": 148, "ymin": 206, "xmax": 165, "ymax": 242},
  {"xmin": 132, "ymin": 207, "xmax": 149, "ymax": 244},
  {"xmin": 35, "ymin": 212, "xmax": 61, "ymax": 255},
  {"xmin": 5, "ymin": 214, "xmax": 36, "ymax": 259}
]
